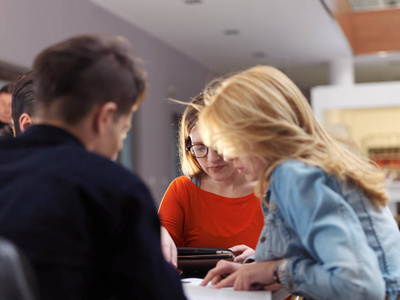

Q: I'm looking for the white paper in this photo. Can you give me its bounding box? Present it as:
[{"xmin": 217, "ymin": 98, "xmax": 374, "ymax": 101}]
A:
[{"xmin": 182, "ymin": 278, "xmax": 272, "ymax": 300}]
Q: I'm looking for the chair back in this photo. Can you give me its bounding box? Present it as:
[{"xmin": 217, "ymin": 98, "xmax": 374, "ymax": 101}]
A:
[{"xmin": 0, "ymin": 237, "xmax": 39, "ymax": 300}]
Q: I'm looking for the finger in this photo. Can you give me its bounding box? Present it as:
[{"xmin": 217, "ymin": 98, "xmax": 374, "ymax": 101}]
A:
[
  {"xmin": 211, "ymin": 272, "xmax": 234, "ymax": 286},
  {"xmin": 215, "ymin": 259, "xmax": 236, "ymax": 270},
  {"xmin": 233, "ymin": 248, "xmax": 255, "ymax": 263},
  {"xmin": 229, "ymin": 244, "xmax": 247, "ymax": 253},
  {"xmin": 201, "ymin": 261, "xmax": 236, "ymax": 286},
  {"xmin": 263, "ymin": 283, "xmax": 281, "ymax": 291},
  {"xmin": 200, "ymin": 275, "xmax": 211, "ymax": 286},
  {"xmin": 201, "ymin": 269, "xmax": 221, "ymax": 286},
  {"xmin": 233, "ymin": 253, "xmax": 246, "ymax": 263},
  {"xmin": 202, "ymin": 273, "xmax": 225, "ymax": 286},
  {"xmin": 215, "ymin": 272, "xmax": 237, "ymax": 288}
]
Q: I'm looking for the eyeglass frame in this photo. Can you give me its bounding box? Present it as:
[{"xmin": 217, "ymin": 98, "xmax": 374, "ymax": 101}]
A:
[{"xmin": 186, "ymin": 144, "xmax": 209, "ymax": 158}]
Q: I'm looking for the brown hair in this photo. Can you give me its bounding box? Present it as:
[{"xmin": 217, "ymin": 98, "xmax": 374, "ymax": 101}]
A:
[
  {"xmin": 33, "ymin": 34, "xmax": 146, "ymax": 124},
  {"xmin": 178, "ymin": 92, "xmax": 206, "ymax": 177},
  {"xmin": 0, "ymin": 84, "xmax": 14, "ymax": 95}
]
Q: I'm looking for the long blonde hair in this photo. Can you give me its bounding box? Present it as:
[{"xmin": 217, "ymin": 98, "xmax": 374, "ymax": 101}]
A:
[{"xmin": 197, "ymin": 65, "xmax": 388, "ymax": 207}]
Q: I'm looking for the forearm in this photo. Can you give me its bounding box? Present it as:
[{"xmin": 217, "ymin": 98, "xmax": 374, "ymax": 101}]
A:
[
  {"xmin": 278, "ymin": 256, "xmax": 385, "ymax": 300},
  {"xmin": 158, "ymin": 187, "xmax": 184, "ymax": 247}
]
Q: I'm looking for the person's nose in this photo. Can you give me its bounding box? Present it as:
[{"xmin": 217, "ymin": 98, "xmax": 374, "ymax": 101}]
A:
[
  {"xmin": 207, "ymin": 148, "xmax": 222, "ymax": 162},
  {"xmin": 224, "ymin": 156, "xmax": 239, "ymax": 167},
  {"xmin": 224, "ymin": 156, "xmax": 233, "ymax": 162}
]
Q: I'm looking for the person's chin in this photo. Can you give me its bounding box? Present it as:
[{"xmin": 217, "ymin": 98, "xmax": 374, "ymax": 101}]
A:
[
  {"xmin": 245, "ymin": 173, "xmax": 258, "ymax": 182},
  {"xmin": 209, "ymin": 172, "xmax": 229, "ymax": 181}
]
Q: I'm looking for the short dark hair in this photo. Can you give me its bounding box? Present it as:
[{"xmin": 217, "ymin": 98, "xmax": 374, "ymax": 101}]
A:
[
  {"xmin": 0, "ymin": 83, "xmax": 14, "ymax": 94},
  {"xmin": 12, "ymin": 72, "xmax": 35, "ymax": 136},
  {"xmin": 33, "ymin": 34, "xmax": 147, "ymax": 124}
]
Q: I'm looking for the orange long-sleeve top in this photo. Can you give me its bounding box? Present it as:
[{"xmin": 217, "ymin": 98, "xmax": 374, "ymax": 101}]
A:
[{"xmin": 158, "ymin": 176, "xmax": 264, "ymax": 249}]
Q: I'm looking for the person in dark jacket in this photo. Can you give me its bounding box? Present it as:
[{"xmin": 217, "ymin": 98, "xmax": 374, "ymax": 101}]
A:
[{"xmin": 0, "ymin": 34, "xmax": 186, "ymax": 300}]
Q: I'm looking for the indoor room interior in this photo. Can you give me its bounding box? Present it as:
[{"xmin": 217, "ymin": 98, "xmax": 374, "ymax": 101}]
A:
[
  {"xmin": 1, "ymin": 0, "xmax": 400, "ymax": 214},
  {"xmin": 2, "ymin": 2, "xmax": 400, "ymax": 299}
]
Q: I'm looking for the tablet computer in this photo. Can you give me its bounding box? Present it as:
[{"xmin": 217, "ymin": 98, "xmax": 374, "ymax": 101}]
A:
[
  {"xmin": 178, "ymin": 247, "xmax": 235, "ymax": 256},
  {"xmin": 177, "ymin": 247, "xmax": 235, "ymax": 277}
]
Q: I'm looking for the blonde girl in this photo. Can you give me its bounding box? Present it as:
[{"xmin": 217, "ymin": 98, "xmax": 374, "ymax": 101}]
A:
[{"xmin": 200, "ymin": 66, "xmax": 400, "ymax": 300}]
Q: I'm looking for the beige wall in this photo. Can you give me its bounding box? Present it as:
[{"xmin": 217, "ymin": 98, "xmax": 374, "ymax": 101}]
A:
[{"xmin": 325, "ymin": 106, "xmax": 400, "ymax": 155}]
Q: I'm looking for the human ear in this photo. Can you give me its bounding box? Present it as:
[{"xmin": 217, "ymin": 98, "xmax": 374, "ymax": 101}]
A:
[
  {"xmin": 19, "ymin": 113, "xmax": 34, "ymax": 133},
  {"xmin": 93, "ymin": 102, "xmax": 118, "ymax": 134}
]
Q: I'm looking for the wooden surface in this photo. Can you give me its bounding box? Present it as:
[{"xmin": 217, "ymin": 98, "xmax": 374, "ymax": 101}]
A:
[{"xmin": 323, "ymin": 0, "xmax": 400, "ymax": 55}]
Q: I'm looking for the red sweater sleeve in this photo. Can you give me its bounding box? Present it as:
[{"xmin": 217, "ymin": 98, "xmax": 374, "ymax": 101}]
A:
[{"xmin": 158, "ymin": 177, "xmax": 187, "ymax": 247}]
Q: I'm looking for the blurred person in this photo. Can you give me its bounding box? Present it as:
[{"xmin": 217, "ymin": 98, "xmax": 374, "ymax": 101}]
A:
[
  {"xmin": 0, "ymin": 34, "xmax": 186, "ymax": 300},
  {"xmin": 0, "ymin": 121, "xmax": 14, "ymax": 137},
  {"xmin": 0, "ymin": 83, "xmax": 14, "ymax": 138},
  {"xmin": 199, "ymin": 66, "xmax": 400, "ymax": 300}
]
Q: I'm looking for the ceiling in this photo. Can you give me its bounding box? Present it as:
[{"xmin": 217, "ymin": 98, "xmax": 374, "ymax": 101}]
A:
[
  {"xmin": 349, "ymin": 0, "xmax": 400, "ymax": 11},
  {"xmin": 89, "ymin": 0, "xmax": 400, "ymax": 89}
]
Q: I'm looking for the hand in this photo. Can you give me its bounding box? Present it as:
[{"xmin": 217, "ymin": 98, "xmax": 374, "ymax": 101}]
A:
[
  {"xmin": 229, "ymin": 244, "xmax": 255, "ymax": 264},
  {"xmin": 160, "ymin": 226, "xmax": 177, "ymax": 268},
  {"xmin": 229, "ymin": 261, "xmax": 278, "ymax": 291},
  {"xmin": 201, "ymin": 260, "xmax": 242, "ymax": 287},
  {"xmin": 203, "ymin": 260, "xmax": 279, "ymax": 291}
]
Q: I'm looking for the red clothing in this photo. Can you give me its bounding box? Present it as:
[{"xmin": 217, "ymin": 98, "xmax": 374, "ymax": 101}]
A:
[{"xmin": 158, "ymin": 176, "xmax": 264, "ymax": 249}]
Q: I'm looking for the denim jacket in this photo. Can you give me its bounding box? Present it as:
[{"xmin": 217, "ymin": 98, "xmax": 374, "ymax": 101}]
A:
[{"xmin": 254, "ymin": 159, "xmax": 400, "ymax": 300}]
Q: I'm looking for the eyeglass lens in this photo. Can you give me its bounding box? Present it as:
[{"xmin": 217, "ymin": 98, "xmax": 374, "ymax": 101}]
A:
[{"xmin": 190, "ymin": 145, "xmax": 208, "ymax": 158}]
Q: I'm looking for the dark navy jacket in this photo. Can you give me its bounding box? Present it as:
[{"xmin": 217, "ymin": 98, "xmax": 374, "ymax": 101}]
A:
[{"xmin": 0, "ymin": 125, "xmax": 186, "ymax": 300}]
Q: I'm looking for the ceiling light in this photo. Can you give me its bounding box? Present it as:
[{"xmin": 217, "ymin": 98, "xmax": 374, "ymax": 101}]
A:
[
  {"xmin": 252, "ymin": 51, "xmax": 266, "ymax": 59},
  {"xmin": 185, "ymin": 0, "xmax": 201, "ymax": 4},
  {"xmin": 224, "ymin": 29, "xmax": 239, "ymax": 36}
]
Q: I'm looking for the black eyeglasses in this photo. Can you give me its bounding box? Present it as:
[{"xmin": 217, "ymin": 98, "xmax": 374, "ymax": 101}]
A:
[{"xmin": 186, "ymin": 144, "xmax": 208, "ymax": 158}]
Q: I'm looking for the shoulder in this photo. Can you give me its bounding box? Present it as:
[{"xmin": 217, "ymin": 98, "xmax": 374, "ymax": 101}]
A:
[
  {"xmin": 167, "ymin": 176, "xmax": 196, "ymax": 190},
  {"xmin": 273, "ymin": 159, "xmax": 322, "ymax": 175},
  {"xmin": 161, "ymin": 176, "xmax": 199, "ymax": 210},
  {"xmin": 270, "ymin": 159, "xmax": 331, "ymax": 210},
  {"xmin": 272, "ymin": 159, "xmax": 327, "ymax": 186},
  {"xmin": 163, "ymin": 176, "xmax": 200, "ymax": 199},
  {"xmin": 173, "ymin": 176, "xmax": 192, "ymax": 184},
  {"xmin": 61, "ymin": 148, "xmax": 152, "ymax": 205}
]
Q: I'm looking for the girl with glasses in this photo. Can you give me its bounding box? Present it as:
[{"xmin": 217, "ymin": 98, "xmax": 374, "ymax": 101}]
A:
[{"xmin": 158, "ymin": 91, "xmax": 264, "ymax": 269}]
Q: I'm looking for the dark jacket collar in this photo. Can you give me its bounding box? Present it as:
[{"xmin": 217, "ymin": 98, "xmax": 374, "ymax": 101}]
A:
[{"xmin": 19, "ymin": 124, "xmax": 84, "ymax": 148}]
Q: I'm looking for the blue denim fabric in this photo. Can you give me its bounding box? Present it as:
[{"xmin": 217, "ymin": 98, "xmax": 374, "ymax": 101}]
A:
[{"xmin": 254, "ymin": 159, "xmax": 400, "ymax": 300}]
